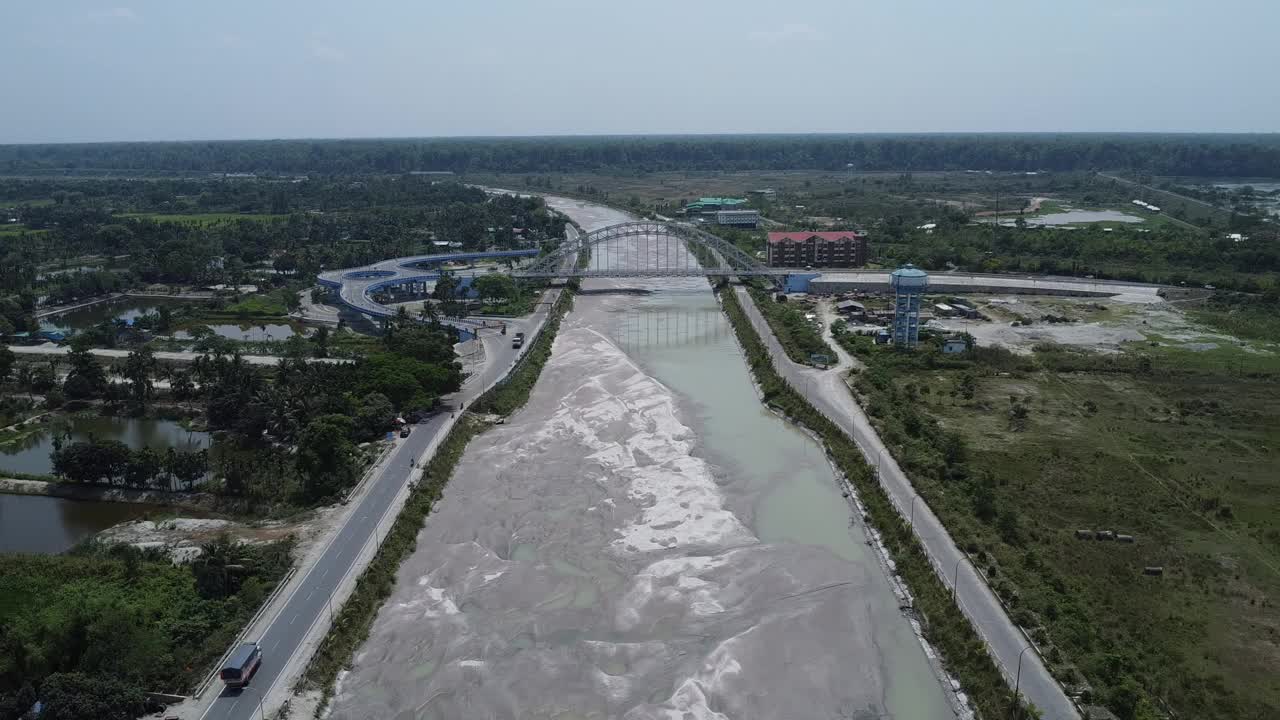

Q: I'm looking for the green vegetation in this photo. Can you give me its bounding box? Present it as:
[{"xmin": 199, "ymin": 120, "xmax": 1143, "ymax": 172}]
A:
[
  {"xmin": 215, "ymin": 291, "xmax": 295, "ymax": 318},
  {"xmin": 1, "ymin": 178, "xmax": 566, "ymax": 337},
  {"xmin": 5, "ymin": 134, "xmax": 1280, "ymax": 176},
  {"xmin": 50, "ymin": 440, "xmax": 208, "ymax": 490},
  {"xmin": 718, "ymin": 288, "xmax": 1027, "ymax": 720},
  {"xmin": 1191, "ymin": 290, "xmax": 1280, "ymax": 342},
  {"xmin": 0, "ymin": 537, "xmax": 294, "ymax": 720},
  {"xmin": 473, "ymin": 274, "xmax": 538, "ymax": 316},
  {"xmin": 118, "ymin": 212, "xmax": 286, "ymax": 225},
  {"xmin": 835, "ymin": 330, "xmax": 1280, "ymax": 719},
  {"xmin": 746, "ymin": 286, "xmax": 835, "ymax": 365}
]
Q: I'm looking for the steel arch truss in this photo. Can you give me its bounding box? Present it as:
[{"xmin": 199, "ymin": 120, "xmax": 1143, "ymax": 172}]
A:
[{"xmin": 512, "ymin": 221, "xmax": 787, "ymax": 278}]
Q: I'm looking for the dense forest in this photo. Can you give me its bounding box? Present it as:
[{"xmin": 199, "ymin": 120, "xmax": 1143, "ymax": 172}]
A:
[
  {"xmin": 0, "ymin": 539, "xmax": 294, "ymax": 720},
  {"xmin": 2, "ymin": 134, "xmax": 1279, "ymax": 177}
]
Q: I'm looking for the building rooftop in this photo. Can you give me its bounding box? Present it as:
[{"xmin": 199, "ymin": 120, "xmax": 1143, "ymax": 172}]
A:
[
  {"xmin": 767, "ymin": 230, "xmax": 867, "ymax": 244},
  {"xmin": 891, "ymin": 263, "xmax": 929, "ymax": 279}
]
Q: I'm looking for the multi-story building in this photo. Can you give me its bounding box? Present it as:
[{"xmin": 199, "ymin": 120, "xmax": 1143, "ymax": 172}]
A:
[
  {"xmin": 715, "ymin": 209, "xmax": 760, "ymax": 228},
  {"xmin": 766, "ymin": 230, "xmax": 869, "ymax": 268}
]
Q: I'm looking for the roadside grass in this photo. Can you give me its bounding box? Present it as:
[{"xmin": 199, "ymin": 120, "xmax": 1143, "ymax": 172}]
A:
[
  {"xmin": 719, "ymin": 288, "xmax": 1022, "ymax": 720},
  {"xmin": 843, "ymin": 334, "xmax": 1280, "ymax": 719},
  {"xmin": 745, "ymin": 286, "xmax": 836, "ymax": 365},
  {"xmin": 118, "ymin": 212, "xmax": 287, "ymax": 225},
  {"xmin": 300, "ymin": 289, "xmax": 576, "ymax": 711}
]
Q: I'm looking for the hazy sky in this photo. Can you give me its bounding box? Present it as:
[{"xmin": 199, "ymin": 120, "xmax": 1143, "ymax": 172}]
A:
[{"xmin": 3, "ymin": 0, "xmax": 1278, "ymax": 143}]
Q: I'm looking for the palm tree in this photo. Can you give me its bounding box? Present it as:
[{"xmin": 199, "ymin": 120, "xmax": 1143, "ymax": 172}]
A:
[{"xmin": 16, "ymin": 364, "xmax": 35, "ymax": 400}]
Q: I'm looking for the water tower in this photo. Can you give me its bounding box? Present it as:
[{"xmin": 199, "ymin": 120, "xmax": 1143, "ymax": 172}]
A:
[{"xmin": 890, "ymin": 264, "xmax": 929, "ymax": 347}]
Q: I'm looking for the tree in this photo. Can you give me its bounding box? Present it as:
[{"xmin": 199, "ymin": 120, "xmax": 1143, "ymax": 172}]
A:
[
  {"xmin": 35, "ymin": 672, "xmax": 152, "ymax": 720},
  {"xmin": 193, "ymin": 534, "xmax": 248, "ymax": 599},
  {"xmin": 353, "ymin": 392, "xmax": 395, "ymax": 441},
  {"xmin": 296, "ymin": 414, "xmax": 359, "ymax": 500},
  {"xmin": 51, "ymin": 440, "xmax": 133, "ymax": 485},
  {"xmin": 312, "ymin": 326, "xmax": 330, "ymax": 358},
  {"xmin": 14, "ymin": 362, "xmax": 35, "ymax": 399},
  {"xmin": 432, "ymin": 271, "xmax": 459, "ymax": 300},
  {"xmin": 167, "ymin": 449, "xmax": 208, "ymax": 491},
  {"xmin": 0, "ymin": 345, "xmax": 13, "ymax": 382},
  {"xmin": 418, "ymin": 300, "xmax": 441, "ymax": 327},
  {"xmin": 473, "ymin": 274, "xmax": 518, "ymax": 304},
  {"xmin": 124, "ymin": 447, "xmax": 163, "ymax": 488},
  {"xmin": 64, "ymin": 336, "xmax": 107, "ymax": 399},
  {"xmin": 123, "ymin": 346, "xmax": 157, "ymax": 412}
]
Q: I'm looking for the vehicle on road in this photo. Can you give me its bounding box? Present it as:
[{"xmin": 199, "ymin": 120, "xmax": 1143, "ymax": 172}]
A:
[
  {"xmin": 512, "ymin": 331, "xmax": 525, "ymax": 349},
  {"xmin": 400, "ymin": 426, "xmax": 411, "ymax": 438},
  {"xmin": 219, "ymin": 642, "xmax": 262, "ymax": 689}
]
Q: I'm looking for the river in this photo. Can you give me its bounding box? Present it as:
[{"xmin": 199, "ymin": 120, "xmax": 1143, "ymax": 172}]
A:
[{"xmin": 327, "ymin": 198, "xmax": 953, "ymax": 719}]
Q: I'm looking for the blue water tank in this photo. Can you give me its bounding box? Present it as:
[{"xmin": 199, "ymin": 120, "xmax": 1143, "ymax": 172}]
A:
[
  {"xmin": 890, "ymin": 264, "xmax": 929, "ymax": 347},
  {"xmin": 889, "ymin": 264, "xmax": 930, "ymax": 292}
]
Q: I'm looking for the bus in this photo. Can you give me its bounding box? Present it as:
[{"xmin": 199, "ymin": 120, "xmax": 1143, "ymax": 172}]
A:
[{"xmin": 220, "ymin": 642, "xmax": 262, "ymax": 689}]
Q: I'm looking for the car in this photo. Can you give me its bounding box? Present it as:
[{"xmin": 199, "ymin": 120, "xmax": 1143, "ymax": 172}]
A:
[
  {"xmin": 399, "ymin": 427, "xmax": 411, "ymax": 438},
  {"xmin": 512, "ymin": 332, "xmax": 526, "ymax": 349}
]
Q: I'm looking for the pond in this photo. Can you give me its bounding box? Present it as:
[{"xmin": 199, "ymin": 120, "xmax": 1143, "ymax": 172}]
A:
[
  {"xmin": 0, "ymin": 494, "xmax": 160, "ymax": 554},
  {"xmin": 39, "ymin": 297, "xmax": 195, "ymax": 335},
  {"xmin": 0, "ymin": 415, "xmax": 211, "ymax": 478}
]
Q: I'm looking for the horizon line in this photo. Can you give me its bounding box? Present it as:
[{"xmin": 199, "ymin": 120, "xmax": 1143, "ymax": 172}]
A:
[{"xmin": 4, "ymin": 130, "xmax": 1280, "ymax": 148}]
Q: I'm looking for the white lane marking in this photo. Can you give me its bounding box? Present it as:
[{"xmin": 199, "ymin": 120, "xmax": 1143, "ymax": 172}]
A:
[
  {"xmin": 305, "ymin": 589, "xmax": 315, "ymax": 602},
  {"xmin": 289, "ymin": 614, "xmax": 297, "ymax": 626},
  {"xmin": 229, "ymin": 700, "xmax": 239, "ymax": 713},
  {"xmin": 320, "ymin": 568, "xmax": 329, "ymax": 580}
]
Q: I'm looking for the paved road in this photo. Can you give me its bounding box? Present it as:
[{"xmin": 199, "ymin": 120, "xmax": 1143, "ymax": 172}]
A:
[
  {"xmin": 34, "ymin": 293, "xmax": 124, "ymax": 319},
  {"xmin": 198, "ymin": 287, "xmax": 561, "ymax": 720},
  {"xmin": 8, "ymin": 344, "xmax": 350, "ymax": 365},
  {"xmin": 734, "ymin": 286, "xmax": 1080, "ymax": 720},
  {"xmin": 810, "ymin": 269, "xmax": 1163, "ymax": 300},
  {"xmin": 316, "ymin": 249, "xmax": 539, "ymax": 334}
]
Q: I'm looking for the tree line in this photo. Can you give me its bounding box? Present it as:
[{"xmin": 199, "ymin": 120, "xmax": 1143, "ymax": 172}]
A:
[
  {"xmin": 3, "ymin": 134, "xmax": 1280, "ymax": 176},
  {"xmin": 51, "ymin": 439, "xmax": 207, "ymax": 491},
  {"xmin": 1, "ymin": 179, "xmax": 565, "ymax": 304}
]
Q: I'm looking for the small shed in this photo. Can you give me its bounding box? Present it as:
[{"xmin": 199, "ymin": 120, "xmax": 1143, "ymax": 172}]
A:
[
  {"xmin": 836, "ymin": 300, "xmax": 866, "ymax": 317},
  {"xmin": 942, "ymin": 336, "xmax": 968, "ymax": 354}
]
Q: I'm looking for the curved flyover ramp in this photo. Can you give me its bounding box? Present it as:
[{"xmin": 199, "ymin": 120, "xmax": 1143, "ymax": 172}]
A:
[{"xmin": 316, "ymin": 250, "xmax": 539, "ymax": 337}]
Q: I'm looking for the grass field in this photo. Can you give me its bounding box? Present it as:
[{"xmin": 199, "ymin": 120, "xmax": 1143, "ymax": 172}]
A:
[
  {"xmin": 843, "ymin": 336, "xmax": 1280, "ymax": 719},
  {"xmin": 215, "ymin": 294, "xmax": 290, "ymax": 317},
  {"xmin": 118, "ymin": 212, "xmax": 287, "ymax": 225},
  {"xmin": 0, "ymin": 224, "xmax": 49, "ymax": 236}
]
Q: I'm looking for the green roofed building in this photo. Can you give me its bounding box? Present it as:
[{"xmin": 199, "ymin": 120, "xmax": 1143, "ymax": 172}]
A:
[{"xmin": 684, "ymin": 197, "xmax": 748, "ymax": 214}]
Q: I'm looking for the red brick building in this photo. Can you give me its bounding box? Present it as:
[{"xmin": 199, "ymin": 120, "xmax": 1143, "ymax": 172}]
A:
[{"xmin": 766, "ymin": 231, "xmax": 869, "ymax": 268}]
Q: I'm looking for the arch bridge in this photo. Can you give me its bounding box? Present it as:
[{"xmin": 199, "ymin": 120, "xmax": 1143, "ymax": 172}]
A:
[{"xmin": 511, "ymin": 221, "xmax": 788, "ymax": 280}]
